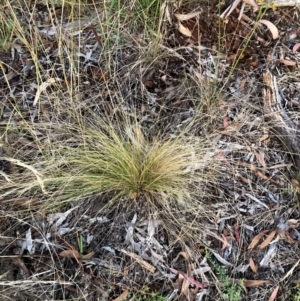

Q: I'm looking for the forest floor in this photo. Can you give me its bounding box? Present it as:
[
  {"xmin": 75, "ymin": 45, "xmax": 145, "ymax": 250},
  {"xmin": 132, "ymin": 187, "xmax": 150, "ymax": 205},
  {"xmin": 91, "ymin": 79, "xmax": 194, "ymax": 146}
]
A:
[{"xmin": 0, "ymin": 0, "xmax": 300, "ymax": 300}]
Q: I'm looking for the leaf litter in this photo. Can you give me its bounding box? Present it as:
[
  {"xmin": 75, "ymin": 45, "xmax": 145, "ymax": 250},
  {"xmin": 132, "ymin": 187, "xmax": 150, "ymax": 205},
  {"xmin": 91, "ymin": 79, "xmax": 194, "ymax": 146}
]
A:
[{"xmin": 0, "ymin": 0, "xmax": 300, "ymax": 300}]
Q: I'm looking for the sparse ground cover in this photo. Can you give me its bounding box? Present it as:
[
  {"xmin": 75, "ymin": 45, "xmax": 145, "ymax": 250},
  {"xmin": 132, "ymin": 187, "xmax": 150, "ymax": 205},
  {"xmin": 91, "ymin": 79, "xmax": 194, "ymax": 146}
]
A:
[{"xmin": 0, "ymin": 0, "xmax": 300, "ymax": 300}]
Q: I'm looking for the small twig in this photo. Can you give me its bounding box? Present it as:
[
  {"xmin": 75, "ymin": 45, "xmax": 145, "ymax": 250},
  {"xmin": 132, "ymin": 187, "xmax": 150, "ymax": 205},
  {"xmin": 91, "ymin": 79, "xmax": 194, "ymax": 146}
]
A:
[{"xmin": 220, "ymin": 0, "xmax": 242, "ymax": 19}]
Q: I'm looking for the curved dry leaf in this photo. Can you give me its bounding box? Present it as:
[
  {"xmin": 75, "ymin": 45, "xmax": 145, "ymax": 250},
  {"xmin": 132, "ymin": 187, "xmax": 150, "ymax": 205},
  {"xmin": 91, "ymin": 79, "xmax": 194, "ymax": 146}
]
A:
[
  {"xmin": 259, "ymin": 20, "xmax": 279, "ymax": 39},
  {"xmin": 280, "ymin": 59, "xmax": 296, "ymax": 66},
  {"xmin": 168, "ymin": 266, "xmax": 208, "ymax": 288},
  {"xmin": 254, "ymin": 151, "xmax": 266, "ymax": 169},
  {"xmin": 33, "ymin": 77, "xmax": 62, "ymax": 106},
  {"xmin": 248, "ymin": 230, "xmax": 269, "ymax": 249},
  {"xmin": 221, "ymin": 234, "xmax": 228, "ymax": 250},
  {"xmin": 174, "ymin": 11, "xmax": 201, "ymax": 21},
  {"xmin": 258, "ymin": 230, "xmax": 276, "ymax": 249},
  {"xmin": 178, "ymin": 21, "xmax": 192, "ymax": 37},
  {"xmin": 179, "ymin": 251, "xmax": 190, "ymax": 261},
  {"xmin": 293, "ymin": 43, "xmax": 300, "ymax": 52},
  {"xmin": 243, "ymin": 0, "xmax": 258, "ymax": 12},
  {"xmin": 249, "ymin": 257, "xmax": 258, "ymax": 273},
  {"xmin": 268, "ymin": 286, "xmax": 280, "ymax": 301},
  {"xmin": 259, "ymin": 134, "xmax": 269, "ymax": 142},
  {"xmin": 121, "ymin": 249, "xmax": 155, "ymax": 273}
]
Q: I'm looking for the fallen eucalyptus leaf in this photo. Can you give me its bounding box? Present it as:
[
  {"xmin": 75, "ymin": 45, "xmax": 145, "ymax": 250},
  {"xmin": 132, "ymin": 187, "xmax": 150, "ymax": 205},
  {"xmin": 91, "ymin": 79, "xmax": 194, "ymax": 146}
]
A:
[
  {"xmin": 175, "ymin": 11, "xmax": 201, "ymax": 21},
  {"xmin": 259, "ymin": 20, "xmax": 279, "ymax": 39},
  {"xmin": 178, "ymin": 21, "xmax": 192, "ymax": 37}
]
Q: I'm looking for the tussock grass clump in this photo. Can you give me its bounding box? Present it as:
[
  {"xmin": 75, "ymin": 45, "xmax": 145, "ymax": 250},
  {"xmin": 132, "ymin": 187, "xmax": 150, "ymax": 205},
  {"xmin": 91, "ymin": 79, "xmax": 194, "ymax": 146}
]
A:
[
  {"xmin": 0, "ymin": 111, "xmax": 219, "ymax": 211},
  {"xmin": 39, "ymin": 111, "xmax": 218, "ymax": 207}
]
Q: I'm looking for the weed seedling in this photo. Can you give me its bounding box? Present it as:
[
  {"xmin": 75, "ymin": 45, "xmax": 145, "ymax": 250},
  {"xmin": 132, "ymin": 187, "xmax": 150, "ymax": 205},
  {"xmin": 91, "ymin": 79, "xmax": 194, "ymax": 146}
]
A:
[{"xmin": 205, "ymin": 249, "xmax": 244, "ymax": 301}]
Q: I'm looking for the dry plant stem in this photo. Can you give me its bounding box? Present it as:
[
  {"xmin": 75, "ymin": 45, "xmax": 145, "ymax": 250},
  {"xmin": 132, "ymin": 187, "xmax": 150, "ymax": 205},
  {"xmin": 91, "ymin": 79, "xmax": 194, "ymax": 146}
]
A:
[
  {"xmin": 263, "ymin": 70, "xmax": 300, "ymax": 168},
  {"xmin": 220, "ymin": 0, "xmax": 242, "ymax": 19}
]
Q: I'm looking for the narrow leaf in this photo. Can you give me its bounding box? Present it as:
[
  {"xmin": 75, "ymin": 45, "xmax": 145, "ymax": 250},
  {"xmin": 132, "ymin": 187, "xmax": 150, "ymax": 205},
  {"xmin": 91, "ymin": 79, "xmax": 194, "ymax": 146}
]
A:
[
  {"xmin": 280, "ymin": 59, "xmax": 296, "ymax": 66},
  {"xmin": 244, "ymin": 279, "xmax": 273, "ymax": 287},
  {"xmin": 249, "ymin": 257, "xmax": 258, "ymax": 273},
  {"xmin": 174, "ymin": 11, "xmax": 201, "ymax": 21},
  {"xmin": 259, "ymin": 20, "xmax": 279, "ymax": 39},
  {"xmin": 268, "ymin": 286, "xmax": 280, "ymax": 301},
  {"xmin": 293, "ymin": 43, "xmax": 300, "ymax": 52},
  {"xmin": 258, "ymin": 230, "xmax": 276, "ymax": 250},
  {"xmin": 178, "ymin": 21, "xmax": 192, "ymax": 37},
  {"xmin": 254, "ymin": 151, "xmax": 266, "ymax": 169},
  {"xmin": 248, "ymin": 230, "xmax": 269, "ymax": 249}
]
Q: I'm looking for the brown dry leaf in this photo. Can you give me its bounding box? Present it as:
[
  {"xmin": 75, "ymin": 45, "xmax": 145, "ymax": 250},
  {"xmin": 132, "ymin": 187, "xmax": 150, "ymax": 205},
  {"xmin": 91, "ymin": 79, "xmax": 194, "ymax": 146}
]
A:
[
  {"xmin": 259, "ymin": 20, "xmax": 279, "ymax": 39},
  {"xmin": 249, "ymin": 257, "xmax": 258, "ymax": 273},
  {"xmin": 254, "ymin": 151, "xmax": 267, "ymax": 169},
  {"xmin": 258, "ymin": 230, "xmax": 276, "ymax": 250},
  {"xmin": 11, "ymin": 257, "xmax": 30, "ymax": 277},
  {"xmin": 259, "ymin": 134, "xmax": 269, "ymax": 142},
  {"xmin": 243, "ymin": 0, "xmax": 258, "ymax": 11},
  {"xmin": 239, "ymin": 78, "xmax": 247, "ymax": 91},
  {"xmin": 174, "ymin": 11, "xmax": 201, "ymax": 21},
  {"xmin": 178, "ymin": 21, "xmax": 192, "ymax": 37},
  {"xmin": 121, "ymin": 249, "xmax": 155, "ymax": 273},
  {"xmin": 221, "ymin": 234, "xmax": 228, "ymax": 251},
  {"xmin": 173, "ymin": 273, "xmax": 197, "ymax": 301},
  {"xmin": 291, "ymin": 178, "xmax": 300, "ymax": 189},
  {"xmin": 173, "ymin": 272, "xmax": 184, "ymax": 291},
  {"xmin": 91, "ymin": 67, "xmax": 109, "ymax": 81},
  {"xmin": 168, "ymin": 267, "xmax": 208, "ymax": 288},
  {"xmin": 277, "ymin": 229, "xmax": 300, "ymax": 244},
  {"xmin": 193, "ymin": 70, "xmax": 205, "ymax": 82},
  {"xmin": 254, "ymin": 169, "xmax": 279, "ymax": 185},
  {"xmin": 244, "ymin": 279, "xmax": 273, "ymax": 287},
  {"xmin": 181, "ymin": 273, "xmax": 191, "ymax": 300},
  {"xmin": 239, "ymin": 176, "xmax": 251, "ymax": 184},
  {"xmin": 233, "ymin": 224, "xmax": 240, "ymax": 242},
  {"xmin": 112, "ymin": 289, "xmax": 129, "ymax": 301},
  {"xmin": 248, "ymin": 230, "xmax": 269, "ymax": 249},
  {"xmin": 293, "ymin": 43, "xmax": 300, "ymax": 52},
  {"xmin": 172, "ymin": 272, "xmax": 191, "ymax": 300},
  {"xmin": 238, "ymin": 162, "xmax": 282, "ymax": 186},
  {"xmin": 280, "ymin": 59, "xmax": 296, "ymax": 66},
  {"xmin": 268, "ymin": 286, "xmax": 280, "ymax": 301},
  {"xmin": 59, "ymin": 249, "xmax": 82, "ymax": 259}
]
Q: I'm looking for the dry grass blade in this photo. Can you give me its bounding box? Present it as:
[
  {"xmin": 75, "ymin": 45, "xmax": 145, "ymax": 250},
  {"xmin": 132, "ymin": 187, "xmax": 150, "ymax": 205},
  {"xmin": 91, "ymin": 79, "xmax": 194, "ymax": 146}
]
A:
[{"xmin": 0, "ymin": 157, "xmax": 45, "ymax": 193}]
